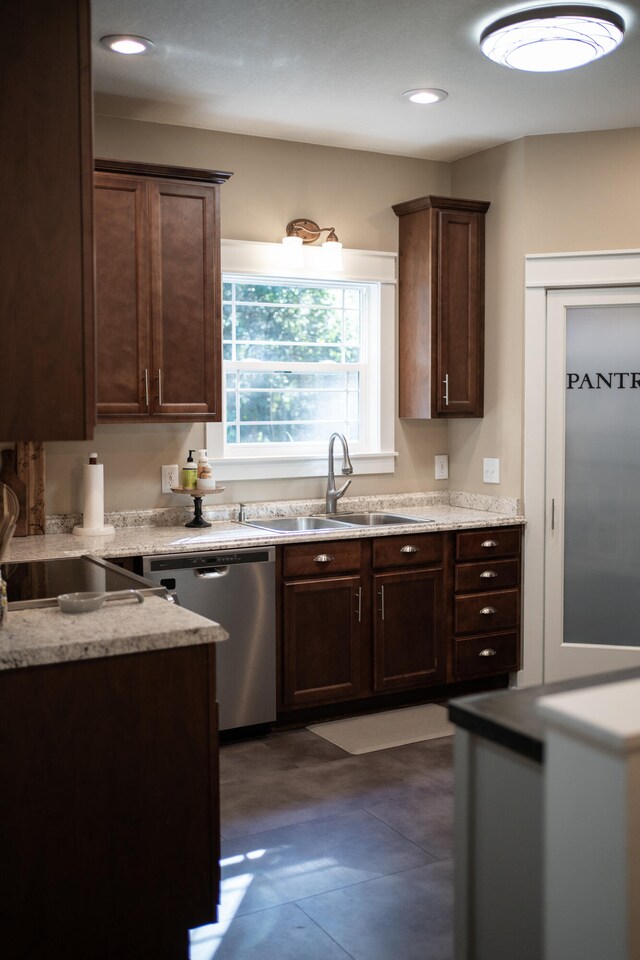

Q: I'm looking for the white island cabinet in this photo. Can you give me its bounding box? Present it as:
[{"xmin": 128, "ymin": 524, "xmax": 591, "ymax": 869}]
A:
[{"xmin": 449, "ymin": 666, "xmax": 640, "ymax": 960}]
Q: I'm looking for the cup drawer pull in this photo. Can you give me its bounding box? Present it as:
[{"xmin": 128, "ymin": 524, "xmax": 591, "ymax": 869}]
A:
[
  {"xmin": 479, "ymin": 647, "xmax": 497, "ymax": 657},
  {"xmin": 314, "ymin": 554, "xmax": 334, "ymax": 564},
  {"xmin": 479, "ymin": 606, "xmax": 497, "ymax": 615},
  {"xmin": 480, "ymin": 570, "xmax": 498, "ymax": 579},
  {"xmin": 481, "ymin": 539, "xmax": 498, "ymax": 549},
  {"xmin": 400, "ymin": 545, "xmax": 419, "ymax": 554}
]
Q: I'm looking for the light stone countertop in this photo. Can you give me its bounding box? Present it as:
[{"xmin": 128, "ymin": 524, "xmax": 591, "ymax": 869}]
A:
[
  {"xmin": 0, "ymin": 595, "xmax": 227, "ymax": 671},
  {"xmin": 5, "ymin": 499, "xmax": 525, "ymax": 565},
  {"xmin": 1, "ymin": 492, "xmax": 523, "ymax": 672}
]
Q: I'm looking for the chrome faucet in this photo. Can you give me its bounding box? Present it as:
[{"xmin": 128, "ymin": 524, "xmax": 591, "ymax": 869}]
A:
[{"xmin": 325, "ymin": 432, "xmax": 353, "ymax": 514}]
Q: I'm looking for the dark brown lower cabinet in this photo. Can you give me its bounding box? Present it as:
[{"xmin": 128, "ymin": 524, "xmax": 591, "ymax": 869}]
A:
[
  {"xmin": 282, "ymin": 574, "xmax": 362, "ymax": 706},
  {"xmin": 278, "ymin": 526, "xmax": 523, "ymax": 714},
  {"xmin": 373, "ymin": 567, "xmax": 445, "ymax": 692},
  {"xmin": 0, "ymin": 644, "xmax": 219, "ymax": 960}
]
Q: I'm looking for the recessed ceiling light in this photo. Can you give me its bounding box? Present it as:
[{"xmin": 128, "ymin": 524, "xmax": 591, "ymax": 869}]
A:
[
  {"xmin": 480, "ymin": 5, "xmax": 624, "ymax": 72},
  {"xmin": 402, "ymin": 88, "xmax": 449, "ymax": 104},
  {"xmin": 100, "ymin": 35, "xmax": 155, "ymax": 55}
]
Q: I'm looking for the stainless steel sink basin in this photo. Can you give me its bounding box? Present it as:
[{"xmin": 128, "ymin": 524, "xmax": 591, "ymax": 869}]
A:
[
  {"xmin": 242, "ymin": 516, "xmax": 353, "ymax": 533},
  {"xmin": 335, "ymin": 512, "xmax": 429, "ymax": 526},
  {"xmin": 242, "ymin": 512, "xmax": 431, "ymax": 533}
]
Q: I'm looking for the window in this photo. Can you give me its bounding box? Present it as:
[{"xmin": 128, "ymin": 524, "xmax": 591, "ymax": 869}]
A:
[
  {"xmin": 207, "ymin": 240, "xmax": 397, "ymax": 481},
  {"xmin": 223, "ymin": 277, "xmax": 370, "ymax": 452}
]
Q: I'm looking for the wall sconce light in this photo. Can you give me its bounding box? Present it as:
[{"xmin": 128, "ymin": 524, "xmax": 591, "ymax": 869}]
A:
[{"xmin": 282, "ymin": 218, "xmax": 343, "ymax": 269}]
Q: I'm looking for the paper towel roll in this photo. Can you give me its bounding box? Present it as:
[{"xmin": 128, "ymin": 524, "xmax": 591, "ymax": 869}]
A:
[{"xmin": 72, "ymin": 461, "xmax": 115, "ymax": 537}]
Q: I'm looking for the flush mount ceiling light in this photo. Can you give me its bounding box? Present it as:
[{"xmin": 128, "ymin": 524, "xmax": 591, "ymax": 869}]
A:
[
  {"xmin": 100, "ymin": 34, "xmax": 155, "ymax": 55},
  {"xmin": 402, "ymin": 88, "xmax": 449, "ymax": 104},
  {"xmin": 480, "ymin": 5, "xmax": 625, "ymax": 72}
]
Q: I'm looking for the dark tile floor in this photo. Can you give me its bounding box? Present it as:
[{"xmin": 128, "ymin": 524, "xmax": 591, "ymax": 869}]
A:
[{"xmin": 190, "ymin": 729, "xmax": 455, "ymax": 960}]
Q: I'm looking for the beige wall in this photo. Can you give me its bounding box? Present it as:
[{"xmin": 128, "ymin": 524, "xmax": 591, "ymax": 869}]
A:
[
  {"xmin": 524, "ymin": 128, "xmax": 640, "ymax": 253},
  {"xmin": 15, "ymin": 121, "xmax": 640, "ymax": 516},
  {"xmin": 447, "ymin": 127, "xmax": 640, "ymax": 502},
  {"xmin": 450, "ymin": 138, "xmax": 526, "ymax": 499},
  {"xmin": 40, "ymin": 117, "xmax": 451, "ymax": 514}
]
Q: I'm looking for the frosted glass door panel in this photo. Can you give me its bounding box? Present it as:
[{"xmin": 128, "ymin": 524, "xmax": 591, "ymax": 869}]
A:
[{"xmin": 564, "ymin": 304, "xmax": 640, "ymax": 646}]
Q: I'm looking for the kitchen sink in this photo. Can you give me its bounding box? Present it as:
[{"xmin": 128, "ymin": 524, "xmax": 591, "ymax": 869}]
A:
[
  {"xmin": 335, "ymin": 512, "xmax": 429, "ymax": 526},
  {"xmin": 242, "ymin": 516, "xmax": 353, "ymax": 533},
  {"xmin": 242, "ymin": 512, "xmax": 430, "ymax": 533}
]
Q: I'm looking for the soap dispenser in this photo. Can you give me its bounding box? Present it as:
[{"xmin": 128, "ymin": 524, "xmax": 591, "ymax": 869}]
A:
[{"xmin": 182, "ymin": 450, "xmax": 197, "ymax": 490}]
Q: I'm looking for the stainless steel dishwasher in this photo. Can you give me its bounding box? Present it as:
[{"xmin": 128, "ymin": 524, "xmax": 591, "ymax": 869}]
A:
[{"xmin": 142, "ymin": 547, "xmax": 276, "ymax": 731}]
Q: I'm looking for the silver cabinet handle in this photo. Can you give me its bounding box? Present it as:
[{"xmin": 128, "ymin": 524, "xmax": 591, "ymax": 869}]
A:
[
  {"xmin": 400, "ymin": 545, "xmax": 419, "ymax": 554},
  {"xmin": 356, "ymin": 586, "xmax": 362, "ymax": 623},
  {"xmin": 479, "ymin": 648, "xmax": 497, "ymax": 657},
  {"xmin": 143, "ymin": 368, "xmax": 149, "ymax": 409},
  {"xmin": 314, "ymin": 554, "xmax": 334, "ymax": 564},
  {"xmin": 157, "ymin": 368, "xmax": 163, "ymax": 406},
  {"xmin": 443, "ymin": 373, "xmax": 449, "ymax": 405},
  {"xmin": 480, "ymin": 570, "xmax": 498, "ymax": 579},
  {"xmin": 378, "ymin": 586, "xmax": 385, "ymax": 621},
  {"xmin": 479, "ymin": 606, "xmax": 497, "ymax": 615},
  {"xmin": 481, "ymin": 539, "xmax": 498, "ymax": 549}
]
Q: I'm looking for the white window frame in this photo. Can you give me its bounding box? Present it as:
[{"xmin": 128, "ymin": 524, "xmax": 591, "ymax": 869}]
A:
[{"xmin": 207, "ymin": 239, "xmax": 398, "ymax": 481}]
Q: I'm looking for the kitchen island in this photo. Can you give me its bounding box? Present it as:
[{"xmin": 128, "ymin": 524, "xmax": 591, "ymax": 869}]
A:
[
  {"xmin": 449, "ymin": 666, "xmax": 640, "ymax": 960},
  {"xmin": 1, "ymin": 596, "xmax": 227, "ymax": 960}
]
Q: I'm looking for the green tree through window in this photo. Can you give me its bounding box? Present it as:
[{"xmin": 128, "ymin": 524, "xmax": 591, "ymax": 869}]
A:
[{"xmin": 223, "ymin": 277, "xmax": 366, "ymax": 447}]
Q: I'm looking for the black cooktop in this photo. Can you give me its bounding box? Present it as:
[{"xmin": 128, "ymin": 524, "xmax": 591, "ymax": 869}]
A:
[{"xmin": 1, "ymin": 556, "xmax": 165, "ymax": 609}]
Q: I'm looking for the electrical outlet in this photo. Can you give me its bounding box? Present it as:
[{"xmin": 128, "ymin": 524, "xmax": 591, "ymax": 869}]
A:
[
  {"xmin": 161, "ymin": 464, "xmax": 179, "ymax": 494},
  {"xmin": 435, "ymin": 454, "xmax": 449, "ymax": 480},
  {"xmin": 483, "ymin": 458, "xmax": 500, "ymax": 484}
]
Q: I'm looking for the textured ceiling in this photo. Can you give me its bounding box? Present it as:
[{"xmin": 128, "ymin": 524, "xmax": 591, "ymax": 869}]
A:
[{"xmin": 92, "ymin": 0, "xmax": 640, "ymax": 161}]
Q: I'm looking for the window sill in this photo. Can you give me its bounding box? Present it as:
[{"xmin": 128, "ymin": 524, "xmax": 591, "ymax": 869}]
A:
[{"xmin": 211, "ymin": 451, "xmax": 398, "ymax": 482}]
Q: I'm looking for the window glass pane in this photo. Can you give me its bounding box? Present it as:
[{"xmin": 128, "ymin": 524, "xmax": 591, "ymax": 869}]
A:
[
  {"xmin": 223, "ymin": 276, "xmax": 368, "ymax": 449},
  {"xmin": 239, "ymin": 421, "xmax": 350, "ymax": 443},
  {"xmin": 235, "ymin": 343, "xmax": 343, "ymax": 362},
  {"xmin": 344, "ymin": 288, "xmax": 360, "ymax": 310}
]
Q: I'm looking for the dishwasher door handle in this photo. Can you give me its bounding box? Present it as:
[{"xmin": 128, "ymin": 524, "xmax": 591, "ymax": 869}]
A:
[{"xmin": 194, "ymin": 567, "xmax": 230, "ymax": 578}]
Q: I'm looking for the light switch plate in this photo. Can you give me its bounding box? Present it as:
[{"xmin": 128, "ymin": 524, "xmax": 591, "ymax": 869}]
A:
[
  {"xmin": 435, "ymin": 454, "xmax": 449, "ymax": 480},
  {"xmin": 161, "ymin": 464, "xmax": 179, "ymax": 494},
  {"xmin": 483, "ymin": 458, "xmax": 500, "ymax": 484}
]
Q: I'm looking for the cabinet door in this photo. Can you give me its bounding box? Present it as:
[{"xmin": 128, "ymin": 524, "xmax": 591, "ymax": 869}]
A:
[
  {"xmin": 282, "ymin": 575, "xmax": 362, "ymax": 707},
  {"xmin": 373, "ymin": 568, "xmax": 444, "ymax": 692},
  {"xmin": 436, "ymin": 209, "xmax": 484, "ymax": 417},
  {"xmin": 0, "ymin": 0, "xmax": 94, "ymax": 440},
  {"xmin": 149, "ymin": 181, "xmax": 221, "ymax": 420},
  {"xmin": 95, "ymin": 175, "xmax": 151, "ymax": 418}
]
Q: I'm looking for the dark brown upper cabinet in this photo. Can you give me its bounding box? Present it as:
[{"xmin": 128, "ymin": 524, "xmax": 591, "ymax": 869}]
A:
[
  {"xmin": 0, "ymin": 0, "xmax": 94, "ymax": 440},
  {"xmin": 392, "ymin": 195, "xmax": 490, "ymax": 419},
  {"xmin": 94, "ymin": 159, "xmax": 232, "ymax": 423}
]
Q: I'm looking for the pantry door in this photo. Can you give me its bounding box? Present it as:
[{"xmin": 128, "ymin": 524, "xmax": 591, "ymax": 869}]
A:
[{"xmin": 544, "ymin": 285, "xmax": 640, "ymax": 681}]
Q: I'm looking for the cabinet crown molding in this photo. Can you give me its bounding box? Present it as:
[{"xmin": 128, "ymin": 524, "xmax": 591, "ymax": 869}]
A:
[
  {"xmin": 95, "ymin": 157, "xmax": 233, "ymax": 185},
  {"xmin": 392, "ymin": 194, "xmax": 490, "ymax": 217}
]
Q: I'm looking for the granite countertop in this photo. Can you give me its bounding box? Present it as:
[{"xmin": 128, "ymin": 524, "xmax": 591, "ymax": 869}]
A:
[
  {"xmin": 5, "ymin": 498, "xmax": 525, "ymax": 565},
  {"xmin": 448, "ymin": 666, "xmax": 640, "ymax": 763},
  {"xmin": 0, "ymin": 595, "xmax": 227, "ymax": 671}
]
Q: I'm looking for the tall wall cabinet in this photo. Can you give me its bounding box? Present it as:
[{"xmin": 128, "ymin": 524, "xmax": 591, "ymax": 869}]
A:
[
  {"xmin": 0, "ymin": 0, "xmax": 94, "ymax": 440},
  {"xmin": 94, "ymin": 159, "xmax": 232, "ymax": 423},
  {"xmin": 392, "ymin": 195, "xmax": 490, "ymax": 419}
]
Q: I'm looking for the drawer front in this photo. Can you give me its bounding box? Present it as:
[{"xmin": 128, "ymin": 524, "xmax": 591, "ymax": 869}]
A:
[
  {"xmin": 454, "ymin": 589, "xmax": 519, "ymax": 635},
  {"xmin": 454, "ymin": 632, "xmax": 519, "ymax": 679},
  {"xmin": 455, "ymin": 558, "xmax": 520, "ymax": 594},
  {"xmin": 456, "ymin": 527, "xmax": 521, "ymax": 561},
  {"xmin": 283, "ymin": 539, "xmax": 362, "ymax": 578},
  {"xmin": 372, "ymin": 532, "xmax": 443, "ymax": 570}
]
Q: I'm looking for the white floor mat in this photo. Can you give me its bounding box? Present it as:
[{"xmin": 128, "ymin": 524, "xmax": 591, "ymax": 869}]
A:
[{"xmin": 307, "ymin": 703, "xmax": 454, "ymax": 755}]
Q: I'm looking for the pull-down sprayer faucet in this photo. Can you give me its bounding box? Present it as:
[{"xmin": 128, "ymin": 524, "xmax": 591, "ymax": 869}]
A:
[{"xmin": 325, "ymin": 432, "xmax": 353, "ymax": 514}]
